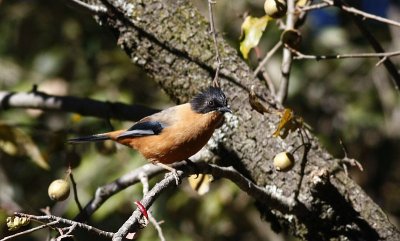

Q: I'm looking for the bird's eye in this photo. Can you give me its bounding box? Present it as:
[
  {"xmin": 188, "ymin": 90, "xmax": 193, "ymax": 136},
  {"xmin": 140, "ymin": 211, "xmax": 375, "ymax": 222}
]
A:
[{"xmin": 208, "ymin": 100, "xmax": 215, "ymax": 106}]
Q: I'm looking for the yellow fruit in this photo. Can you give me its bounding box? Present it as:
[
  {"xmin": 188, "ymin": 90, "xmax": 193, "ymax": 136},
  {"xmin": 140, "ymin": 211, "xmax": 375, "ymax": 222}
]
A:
[
  {"xmin": 48, "ymin": 179, "xmax": 70, "ymax": 201},
  {"xmin": 273, "ymin": 152, "xmax": 294, "ymax": 171},
  {"xmin": 264, "ymin": 0, "xmax": 287, "ymax": 19}
]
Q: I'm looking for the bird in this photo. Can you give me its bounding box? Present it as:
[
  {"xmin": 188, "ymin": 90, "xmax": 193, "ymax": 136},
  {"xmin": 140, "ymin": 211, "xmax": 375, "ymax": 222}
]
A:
[{"xmin": 68, "ymin": 86, "xmax": 231, "ymax": 176}]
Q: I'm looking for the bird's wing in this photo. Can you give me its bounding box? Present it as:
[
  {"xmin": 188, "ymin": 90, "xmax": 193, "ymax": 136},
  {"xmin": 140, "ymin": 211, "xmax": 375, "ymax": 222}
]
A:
[
  {"xmin": 116, "ymin": 104, "xmax": 181, "ymax": 139},
  {"xmin": 116, "ymin": 121, "xmax": 165, "ymax": 139}
]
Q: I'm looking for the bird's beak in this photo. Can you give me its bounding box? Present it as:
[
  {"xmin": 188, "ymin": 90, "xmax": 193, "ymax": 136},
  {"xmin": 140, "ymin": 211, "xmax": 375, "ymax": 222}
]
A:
[{"xmin": 218, "ymin": 106, "xmax": 232, "ymax": 113}]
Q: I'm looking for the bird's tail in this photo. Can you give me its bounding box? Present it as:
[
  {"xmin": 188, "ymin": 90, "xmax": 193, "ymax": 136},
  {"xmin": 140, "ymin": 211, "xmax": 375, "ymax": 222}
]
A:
[{"xmin": 68, "ymin": 133, "xmax": 110, "ymax": 143}]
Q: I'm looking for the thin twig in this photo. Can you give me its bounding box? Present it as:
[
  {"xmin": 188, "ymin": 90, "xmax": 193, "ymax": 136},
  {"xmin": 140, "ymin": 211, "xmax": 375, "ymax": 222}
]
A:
[
  {"xmin": 74, "ymin": 165, "xmax": 160, "ymax": 222},
  {"xmin": 148, "ymin": 216, "xmax": 166, "ymax": 241},
  {"xmin": 288, "ymin": 45, "xmax": 400, "ymax": 62},
  {"xmin": 15, "ymin": 212, "xmax": 114, "ymax": 238},
  {"xmin": 67, "ymin": 168, "xmax": 83, "ymax": 213},
  {"xmin": 139, "ymin": 172, "xmax": 166, "ymax": 241},
  {"xmin": 64, "ymin": 0, "xmax": 107, "ymax": 15},
  {"xmin": 208, "ymin": 0, "xmax": 222, "ymax": 87},
  {"xmin": 139, "ymin": 172, "xmax": 150, "ymax": 194},
  {"xmin": 253, "ymin": 47, "xmax": 272, "ymax": 94},
  {"xmin": 339, "ymin": 139, "xmax": 364, "ymax": 175},
  {"xmin": 296, "ymin": 2, "xmax": 330, "ymax": 12},
  {"xmin": 0, "ymin": 221, "xmax": 59, "ymax": 241},
  {"xmin": 253, "ymin": 42, "xmax": 282, "ymax": 96},
  {"xmin": 261, "ymin": 70, "xmax": 276, "ymax": 97},
  {"xmin": 113, "ymin": 169, "xmax": 182, "ymax": 241},
  {"xmin": 253, "ymin": 41, "xmax": 283, "ymax": 78},
  {"xmin": 277, "ymin": 0, "xmax": 295, "ymax": 103}
]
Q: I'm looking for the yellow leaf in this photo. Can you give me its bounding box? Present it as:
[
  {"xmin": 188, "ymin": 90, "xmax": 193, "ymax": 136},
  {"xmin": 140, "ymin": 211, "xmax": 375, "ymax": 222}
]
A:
[
  {"xmin": 272, "ymin": 108, "xmax": 304, "ymax": 138},
  {"xmin": 240, "ymin": 15, "xmax": 270, "ymax": 59},
  {"xmin": 0, "ymin": 123, "xmax": 49, "ymax": 170},
  {"xmin": 188, "ymin": 174, "xmax": 213, "ymax": 195}
]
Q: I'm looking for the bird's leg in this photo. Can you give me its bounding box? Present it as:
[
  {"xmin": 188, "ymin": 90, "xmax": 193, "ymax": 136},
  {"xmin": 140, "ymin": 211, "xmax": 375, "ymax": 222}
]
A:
[{"xmin": 154, "ymin": 162, "xmax": 180, "ymax": 185}]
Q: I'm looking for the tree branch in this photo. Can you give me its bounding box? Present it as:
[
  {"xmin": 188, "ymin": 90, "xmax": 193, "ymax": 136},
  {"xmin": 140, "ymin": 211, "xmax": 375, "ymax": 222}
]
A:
[
  {"xmin": 0, "ymin": 221, "xmax": 59, "ymax": 241},
  {"xmin": 287, "ymin": 45, "xmax": 400, "ymax": 63},
  {"xmin": 277, "ymin": 0, "xmax": 295, "ymax": 103},
  {"xmin": 13, "ymin": 212, "xmax": 114, "ymax": 238},
  {"xmin": 112, "ymin": 161, "xmax": 301, "ymax": 240},
  {"xmin": 74, "ymin": 162, "xmax": 172, "ymax": 222},
  {"xmin": 0, "ymin": 90, "xmax": 158, "ymax": 121}
]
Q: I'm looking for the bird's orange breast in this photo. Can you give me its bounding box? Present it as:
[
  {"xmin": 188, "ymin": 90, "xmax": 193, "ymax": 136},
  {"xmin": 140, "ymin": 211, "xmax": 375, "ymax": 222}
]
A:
[{"xmin": 115, "ymin": 104, "xmax": 224, "ymax": 164}]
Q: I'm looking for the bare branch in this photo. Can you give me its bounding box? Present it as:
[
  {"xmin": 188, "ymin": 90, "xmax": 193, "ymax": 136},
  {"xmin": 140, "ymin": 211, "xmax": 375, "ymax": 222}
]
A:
[
  {"xmin": 0, "ymin": 221, "xmax": 59, "ymax": 241},
  {"xmin": 112, "ymin": 169, "xmax": 181, "ymax": 241},
  {"xmin": 113, "ymin": 161, "xmax": 297, "ymax": 240},
  {"xmin": 74, "ymin": 162, "xmax": 185, "ymax": 221},
  {"xmin": 63, "ymin": 0, "xmax": 107, "ymax": 15},
  {"xmin": 253, "ymin": 41, "xmax": 282, "ymax": 96},
  {"xmin": 13, "ymin": 212, "xmax": 114, "ymax": 238},
  {"xmin": 208, "ymin": 0, "xmax": 222, "ymax": 87},
  {"xmin": 253, "ymin": 41, "xmax": 283, "ymax": 78},
  {"xmin": 0, "ymin": 90, "xmax": 158, "ymax": 122},
  {"xmin": 139, "ymin": 173, "xmax": 166, "ymax": 241},
  {"xmin": 296, "ymin": 2, "xmax": 330, "ymax": 12},
  {"xmin": 288, "ymin": 45, "xmax": 400, "ymax": 62},
  {"xmin": 277, "ymin": 0, "xmax": 295, "ymax": 103},
  {"xmin": 67, "ymin": 168, "xmax": 83, "ymax": 213}
]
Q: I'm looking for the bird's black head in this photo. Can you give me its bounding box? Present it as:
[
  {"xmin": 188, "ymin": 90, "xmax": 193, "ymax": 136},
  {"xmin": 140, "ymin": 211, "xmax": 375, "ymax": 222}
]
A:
[{"xmin": 190, "ymin": 87, "xmax": 231, "ymax": 114}]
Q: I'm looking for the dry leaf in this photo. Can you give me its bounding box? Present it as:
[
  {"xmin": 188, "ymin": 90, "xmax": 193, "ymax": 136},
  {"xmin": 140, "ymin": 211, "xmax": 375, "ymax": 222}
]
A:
[
  {"xmin": 272, "ymin": 108, "xmax": 304, "ymax": 138},
  {"xmin": 188, "ymin": 174, "xmax": 213, "ymax": 195}
]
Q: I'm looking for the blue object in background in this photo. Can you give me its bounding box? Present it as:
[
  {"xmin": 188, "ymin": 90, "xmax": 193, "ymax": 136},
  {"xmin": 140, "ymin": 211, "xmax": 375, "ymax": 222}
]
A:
[
  {"xmin": 309, "ymin": 0, "xmax": 390, "ymax": 31},
  {"xmin": 309, "ymin": 8, "xmax": 339, "ymax": 30},
  {"xmin": 362, "ymin": 0, "xmax": 389, "ymax": 18}
]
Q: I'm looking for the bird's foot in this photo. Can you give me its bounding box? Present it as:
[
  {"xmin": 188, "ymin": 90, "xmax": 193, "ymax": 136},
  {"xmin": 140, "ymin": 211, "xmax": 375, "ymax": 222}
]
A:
[
  {"xmin": 167, "ymin": 169, "xmax": 180, "ymax": 186},
  {"xmin": 154, "ymin": 162, "xmax": 181, "ymax": 185}
]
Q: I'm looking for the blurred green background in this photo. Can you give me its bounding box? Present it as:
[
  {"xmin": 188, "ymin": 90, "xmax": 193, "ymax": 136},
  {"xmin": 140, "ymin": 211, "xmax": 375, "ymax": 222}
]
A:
[{"xmin": 1, "ymin": 0, "xmax": 399, "ymax": 240}]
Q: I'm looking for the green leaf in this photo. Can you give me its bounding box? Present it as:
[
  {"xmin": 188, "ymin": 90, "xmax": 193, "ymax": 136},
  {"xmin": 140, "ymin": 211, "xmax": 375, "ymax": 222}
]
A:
[
  {"xmin": 0, "ymin": 123, "xmax": 49, "ymax": 170},
  {"xmin": 239, "ymin": 15, "xmax": 270, "ymax": 59}
]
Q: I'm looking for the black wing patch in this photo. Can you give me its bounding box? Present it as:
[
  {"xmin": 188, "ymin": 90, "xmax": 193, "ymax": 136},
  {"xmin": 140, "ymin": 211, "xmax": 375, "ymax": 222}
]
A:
[{"xmin": 116, "ymin": 121, "xmax": 165, "ymax": 140}]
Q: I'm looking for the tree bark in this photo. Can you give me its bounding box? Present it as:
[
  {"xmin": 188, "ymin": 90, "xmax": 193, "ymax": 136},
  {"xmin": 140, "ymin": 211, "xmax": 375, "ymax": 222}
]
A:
[{"xmin": 66, "ymin": 0, "xmax": 399, "ymax": 240}]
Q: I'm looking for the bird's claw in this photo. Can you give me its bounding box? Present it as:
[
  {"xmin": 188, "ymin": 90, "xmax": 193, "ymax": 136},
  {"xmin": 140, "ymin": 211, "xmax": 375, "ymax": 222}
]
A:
[{"xmin": 166, "ymin": 169, "xmax": 180, "ymax": 186}]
